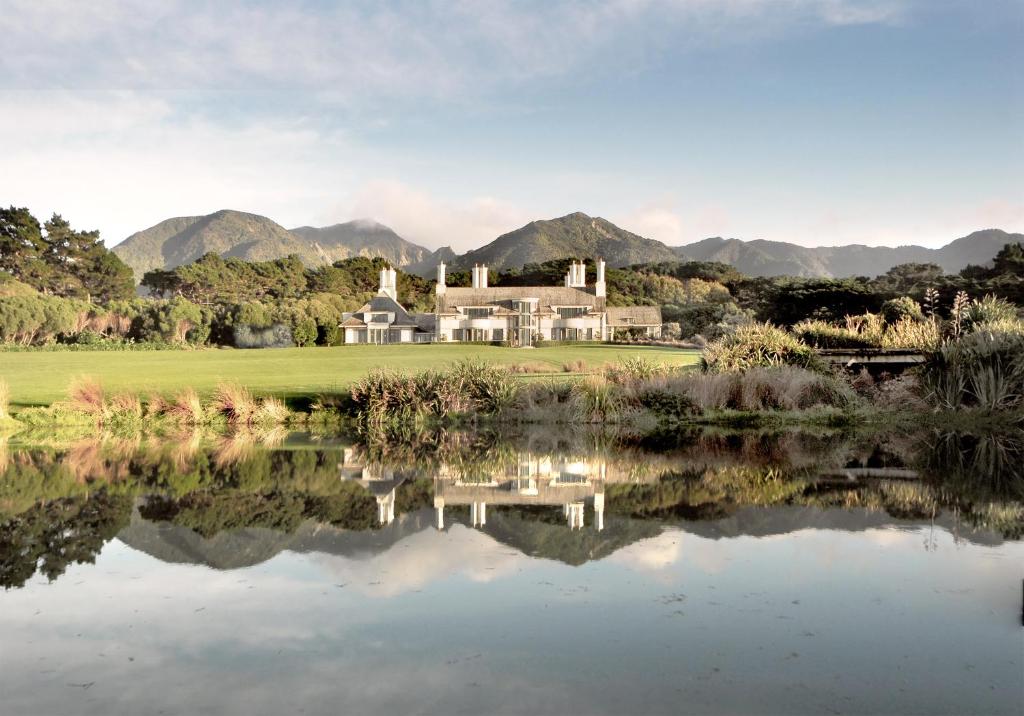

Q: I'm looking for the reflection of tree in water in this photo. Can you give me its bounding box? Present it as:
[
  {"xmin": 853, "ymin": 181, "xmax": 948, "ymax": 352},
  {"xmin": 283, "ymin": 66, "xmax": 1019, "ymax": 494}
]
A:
[
  {"xmin": 918, "ymin": 429, "xmax": 1024, "ymax": 539},
  {"xmin": 2, "ymin": 426, "xmax": 1024, "ymax": 587},
  {"xmin": 0, "ymin": 491, "xmax": 132, "ymax": 589}
]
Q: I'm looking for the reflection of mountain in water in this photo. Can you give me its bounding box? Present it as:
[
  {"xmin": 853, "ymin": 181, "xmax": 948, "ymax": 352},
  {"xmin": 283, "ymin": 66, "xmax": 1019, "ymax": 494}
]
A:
[
  {"xmin": 118, "ymin": 499, "xmax": 1006, "ymax": 573},
  {"xmin": 4, "ymin": 427, "xmax": 1022, "ymax": 587}
]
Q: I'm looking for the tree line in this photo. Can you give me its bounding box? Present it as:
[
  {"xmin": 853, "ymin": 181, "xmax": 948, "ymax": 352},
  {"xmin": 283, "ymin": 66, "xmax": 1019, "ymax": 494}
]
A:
[{"xmin": 2, "ymin": 205, "xmax": 1021, "ymax": 348}]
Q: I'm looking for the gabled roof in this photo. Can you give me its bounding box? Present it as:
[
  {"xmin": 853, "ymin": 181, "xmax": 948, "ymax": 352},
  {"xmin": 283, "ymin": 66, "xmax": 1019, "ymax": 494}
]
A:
[
  {"xmin": 606, "ymin": 305, "xmax": 662, "ymax": 326},
  {"xmin": 340, "ymin": 317, "xmax": 366, "ymax": 328},
  {"xmin": 354, "ymin": 294, "xmax": 417, "ymax": 326}
]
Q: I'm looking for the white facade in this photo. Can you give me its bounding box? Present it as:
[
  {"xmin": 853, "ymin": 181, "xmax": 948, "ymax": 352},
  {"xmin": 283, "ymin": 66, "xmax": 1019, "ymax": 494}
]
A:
[{"xmin": 341, "ymin": 259, "xmax": 660, "ymax": 345}]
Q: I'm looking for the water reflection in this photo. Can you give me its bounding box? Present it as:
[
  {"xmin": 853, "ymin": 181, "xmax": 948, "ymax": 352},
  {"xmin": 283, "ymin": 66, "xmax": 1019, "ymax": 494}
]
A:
[
  {"xmin": 2, "ymin": 426, "xmax": 1023, "ymax": 587},
  {"xmin": 1, "ymin": 426, "xmax": 1022, "ymax": 715}
]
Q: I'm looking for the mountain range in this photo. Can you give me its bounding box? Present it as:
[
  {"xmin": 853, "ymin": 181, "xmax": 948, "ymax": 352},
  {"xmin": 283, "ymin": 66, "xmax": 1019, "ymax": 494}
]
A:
[{"xmin": 113, "ymin": 209, "xmax": 1022, "ymax": 281}]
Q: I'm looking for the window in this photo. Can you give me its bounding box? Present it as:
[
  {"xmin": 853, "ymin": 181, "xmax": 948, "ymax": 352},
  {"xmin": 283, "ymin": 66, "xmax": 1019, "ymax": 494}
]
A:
[
  {"xmin": 621, "ymin": 317, "xmax": 634, "ymax": 324},
  {"xmin": 557, "ymin": 307, "xmax": 588, "ymax": 319},
  {"xmin": 465, "ymin": 307, "xmax": 491, "ymax": 319},
  {"xmin": 514, "ymin": 301, "xmax": 534, "ymax": 314},
  {"xmin": 371, "ymin": 313, "xmax": 390, "ymax": 323},
  {"xmin": 493, "ymin": 329, "xmax": 504, "ymax": 341}
]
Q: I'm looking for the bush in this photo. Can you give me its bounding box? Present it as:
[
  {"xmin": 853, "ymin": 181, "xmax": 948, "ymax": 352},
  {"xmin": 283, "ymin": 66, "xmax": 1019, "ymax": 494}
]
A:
[
  {"xmin": 920, "ymin": 330, "xmax": 1024, "ymax": 410},
  {"xmin": 964, "ymin": 294, "xmax": 1019, "ymax": 331},
  {"xmin": 293, "ymin": 318, "xmax": 318, "ymax": 347},
  {"xmin": 234, "ymin": 323, "xmax": 293, "ymax": 349},
  {"xmin": 881, "ymin": 297, "xmax": 924, "ymax": 325},
  {"xmin": 631, "ymin": 366, "xmax": 854, "ymax": 414},
  {"xmin": 793, "ymin": 319, "xmax": 878, "ymax": 349},
  {"xmin": 701, "ymin": 323, "xmax": 823, "ymax": 373}
]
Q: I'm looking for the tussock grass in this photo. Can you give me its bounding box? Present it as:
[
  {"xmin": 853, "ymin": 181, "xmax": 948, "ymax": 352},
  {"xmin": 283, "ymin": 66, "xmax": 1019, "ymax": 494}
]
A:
[
  {"xmin": 68, "ymin": 376, "xmax": 106, "ymax": 417},
  {"xmin": 108, "ymin": 391, "xmax": 143, "ymax": 420},
  {"xmin": 701, "ymin": 323, "xmax": 823, "ymax": 373},
  {"xmin": 169, "ymin": 388, "xmax": 206, "ymax": 425},
  {"xmin": 212, "ymin": 382, "xmax": 258, "ymax": 424}
]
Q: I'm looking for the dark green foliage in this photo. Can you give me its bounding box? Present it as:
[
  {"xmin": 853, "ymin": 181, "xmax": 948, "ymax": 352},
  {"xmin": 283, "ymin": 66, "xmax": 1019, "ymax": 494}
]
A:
[
  {"xmin": 0, "ymin": 207, "xmax": 134, "ymax": 303},
  {"xmin": 880, "ymin": 296, "xmax": 924, "ymax": 324},
  {"xmin": 234, "ymin": 323, "xmax": 293, "ymax": 349},
  {"xmin": 0, "ymin": 491, "xmax": 132, "ymax": 589},
  {"xmin": 143, "ymin": 253, "xmax": 308, "ymax": 303},
  {"xmin": 920, "ymin": 330, "xmax": 1024, "ymax": 410}
]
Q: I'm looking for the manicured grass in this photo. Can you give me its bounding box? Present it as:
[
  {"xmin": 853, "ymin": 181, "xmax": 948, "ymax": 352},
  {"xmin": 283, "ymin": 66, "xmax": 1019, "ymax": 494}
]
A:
[{"xmin": 0, "ymin": 344, "xmax": 700, "ymax": 409}]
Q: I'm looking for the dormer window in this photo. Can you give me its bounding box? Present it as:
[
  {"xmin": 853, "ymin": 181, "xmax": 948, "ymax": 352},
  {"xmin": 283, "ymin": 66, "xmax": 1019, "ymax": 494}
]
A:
[
  {"xmin": 557, "ymin": 307, "xmax": 589, "ymax": 319},
  {"xmin": 465, "ymin": 307, "xmax": 492, "ymax": 319}
]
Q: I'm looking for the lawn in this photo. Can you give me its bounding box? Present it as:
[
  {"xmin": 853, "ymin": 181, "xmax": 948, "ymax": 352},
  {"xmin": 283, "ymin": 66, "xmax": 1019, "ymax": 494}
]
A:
[{"xmin": 0, "ymin": 344, "xmax": 700, "ymax": 409}]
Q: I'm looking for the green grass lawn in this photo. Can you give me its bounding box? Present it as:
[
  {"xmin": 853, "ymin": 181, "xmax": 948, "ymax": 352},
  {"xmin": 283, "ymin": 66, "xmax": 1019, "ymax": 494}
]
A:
[{"xmin": 1, "ymin": 344, "xmax": 700, "ymax": 409}]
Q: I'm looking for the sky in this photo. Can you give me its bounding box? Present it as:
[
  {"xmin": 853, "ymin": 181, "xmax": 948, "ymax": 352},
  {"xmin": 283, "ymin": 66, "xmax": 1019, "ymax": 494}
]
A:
[{"xmin": 1, "ymin": 0, "xmax": 1021, "ymax": 252}]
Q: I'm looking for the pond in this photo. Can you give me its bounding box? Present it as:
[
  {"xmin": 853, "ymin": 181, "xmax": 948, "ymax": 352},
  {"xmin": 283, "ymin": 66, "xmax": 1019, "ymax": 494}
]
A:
[{"xmin": 1, "ymin": 427, "xmax": 1022, "ymax": 715}]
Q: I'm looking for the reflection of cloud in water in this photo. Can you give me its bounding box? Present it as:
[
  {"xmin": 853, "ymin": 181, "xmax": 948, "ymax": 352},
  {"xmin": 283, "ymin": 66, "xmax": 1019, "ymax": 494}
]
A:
[
  {"xmin": 307, "ymin": 524, "xmax": 534, "ymax": 597},
  {"xmin": 607, "ymin": 530, "xmax": 683, "ymax": 574}
]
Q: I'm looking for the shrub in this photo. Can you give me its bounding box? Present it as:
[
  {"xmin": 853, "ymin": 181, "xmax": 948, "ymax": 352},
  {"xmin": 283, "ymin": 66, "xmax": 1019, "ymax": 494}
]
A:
[
  {"xmin": 793, "ymin": 319, "xmax": 878, "ymax": 349},
  {"xmin": 573, "ymin": 377, "xmax": 626, "ymax": 421},
  {"xmin": 919, "ymin": 330, "xmax": 1024, "ymax": 410},
  {"xmin": 964, "ymin": 294, "xmax": 1019, "ymax": 332},
  {"xmin": 631, "ymin": 366, "xmax": 853, "ymax": 414},
  {"xmin": 701, "ymin": 323, "xmax": 823, "ymax": 373},
  {"xmin": 234, "ymin": 323, "xmax": 293, "ymax": 349},
  {"xmin": 292, "ymin": 318, "xmax": 318, "ymax": 347},
  {"xmin": 881, "ymin": 297, "xmax": 924, "ymax": 325},
  {"xmin": 880, "ymin": 318, "xmax": 942, "ymax": 350},
  {"xmin": 605, "ymin": 357, "xmax": 668, "ymax": 383}
]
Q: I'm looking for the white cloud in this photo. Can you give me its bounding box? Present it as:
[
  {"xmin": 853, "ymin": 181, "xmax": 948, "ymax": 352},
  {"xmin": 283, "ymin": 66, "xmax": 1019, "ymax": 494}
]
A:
[
  {"xmin": 0, "ymin": 0, "xmax": 910, "ymax": 100},
  {"xmin": 347, "ymin": 180, "xmax": 531, "ymax": 252},
  {"xmin": 0, "ymin": 90, "xmax": 357, "ymax": 244}
]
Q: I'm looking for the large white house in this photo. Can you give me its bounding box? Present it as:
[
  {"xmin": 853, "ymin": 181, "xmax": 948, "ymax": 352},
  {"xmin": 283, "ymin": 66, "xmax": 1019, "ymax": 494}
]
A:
[{"xmin": 340, "ymin": 260, "xmax": 661, "ymax": 345}]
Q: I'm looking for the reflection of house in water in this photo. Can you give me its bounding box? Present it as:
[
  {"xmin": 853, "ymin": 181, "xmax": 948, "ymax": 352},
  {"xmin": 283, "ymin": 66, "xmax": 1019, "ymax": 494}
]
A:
[
  {"xmin": 340, "ymin": 449, "xmax": 608, "ymax": 530},
  {"xmin": 340, "ymin": 449, "xmax": 407, "ymax": 526},
  {"xmin": 433, "ymin": 454, "xmax": 606, "ymax": 532}
]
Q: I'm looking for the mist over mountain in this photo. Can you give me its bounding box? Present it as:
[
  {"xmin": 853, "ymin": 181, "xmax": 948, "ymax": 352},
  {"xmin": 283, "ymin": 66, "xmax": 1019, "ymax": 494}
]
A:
[{"xmin": 115, "ymin": 209, "xmax": 1021, "ymax": 282}]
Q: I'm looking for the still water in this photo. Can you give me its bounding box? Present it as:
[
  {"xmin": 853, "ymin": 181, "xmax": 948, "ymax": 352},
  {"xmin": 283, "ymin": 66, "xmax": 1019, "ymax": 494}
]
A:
[{"xmin": 1, "ymin": 428, "xmax": 1022, "ymax": 715}]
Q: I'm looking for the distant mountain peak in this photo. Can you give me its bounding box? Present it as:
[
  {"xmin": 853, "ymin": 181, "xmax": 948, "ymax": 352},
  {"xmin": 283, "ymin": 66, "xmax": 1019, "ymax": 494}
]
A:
[{"xmin": 114, "ymin": 211, "xmax": 430, "ymax": 280}]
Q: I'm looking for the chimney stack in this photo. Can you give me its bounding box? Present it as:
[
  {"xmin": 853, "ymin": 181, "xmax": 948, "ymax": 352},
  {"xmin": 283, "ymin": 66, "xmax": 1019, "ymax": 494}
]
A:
[
  {"xmin": 595, "ymin": 258, "xmax": 606, "ymax": 298},
  {"xmin": 565, "ymin": 260, "xmax": 586, "ymax": 288},
  {"xmin": 378, "ymin": 266, "xmax": 398, "ymax": 300},
  {"xmin": 436, "ymin": 261, "xmax": 447, "ymax": 295},
  {"xmin": 472, "ymin": 264, "xmax": 488, "ymax": 289}
]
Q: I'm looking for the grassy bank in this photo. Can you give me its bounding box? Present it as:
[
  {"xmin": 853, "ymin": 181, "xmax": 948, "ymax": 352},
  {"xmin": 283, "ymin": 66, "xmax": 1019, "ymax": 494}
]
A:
[{"xmin": 0, "ymin": 343, "xmax": 700, "ymax": 409}]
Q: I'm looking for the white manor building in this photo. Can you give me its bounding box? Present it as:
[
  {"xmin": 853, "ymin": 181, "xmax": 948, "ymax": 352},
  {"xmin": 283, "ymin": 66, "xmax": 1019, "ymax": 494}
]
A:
[{"xmin": 340, "ymin": 260, "xmax": 661, "ymax": 346}]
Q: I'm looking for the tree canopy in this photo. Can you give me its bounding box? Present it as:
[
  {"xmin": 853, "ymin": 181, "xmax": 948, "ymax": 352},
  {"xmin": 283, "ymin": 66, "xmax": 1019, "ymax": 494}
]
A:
[{"xmin": 0, "ymin": 207, "xmax": 134, "ymax": 303}]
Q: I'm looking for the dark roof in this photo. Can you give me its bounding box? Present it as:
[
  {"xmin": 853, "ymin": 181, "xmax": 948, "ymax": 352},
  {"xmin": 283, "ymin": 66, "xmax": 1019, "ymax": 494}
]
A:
[
  {"xmin": 606, "ymin": 306, "xmax": 662, "ymax": 326},
  {"xmin": 354, "ymin": 294, "xmax": 417, "ymax": 326},
  {"xmin": 413, "ymin": 313, "xmax": 436, "ymax": 332}
]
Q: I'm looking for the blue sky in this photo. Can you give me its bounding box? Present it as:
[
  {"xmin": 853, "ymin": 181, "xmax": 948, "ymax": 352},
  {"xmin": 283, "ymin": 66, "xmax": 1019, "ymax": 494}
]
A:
[{"xmin": 1, "ymin": 0, "xmax": 1021, "ymax": 251}]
